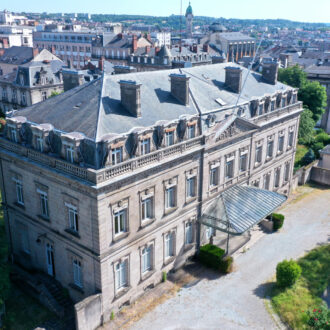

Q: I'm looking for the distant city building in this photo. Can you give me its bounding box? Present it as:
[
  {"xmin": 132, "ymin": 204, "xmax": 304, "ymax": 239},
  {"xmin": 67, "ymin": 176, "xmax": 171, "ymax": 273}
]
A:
[
  {"xmin": 0, "ymin": 10, "xmax": 28, "ymax": 26},
  {"xmin": 150, "ymin": 32, "xmax": 171, "ymax": 47},
  {"xmin": 185, "ymin": 2, "xmax": 194, "ymax": 39},
  {"xmin": 0, "ymin": 49, "xmax": 64, "ymax": 113},
  {"xmin": 0, "ymin": 25, "xmax": 34, "ymax": 48}
]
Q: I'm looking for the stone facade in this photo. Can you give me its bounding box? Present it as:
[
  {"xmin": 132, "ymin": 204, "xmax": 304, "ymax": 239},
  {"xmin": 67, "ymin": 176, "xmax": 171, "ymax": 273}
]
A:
[{"xmin": 0, "ymin": 63, "xmax": 303, "ymax": 328}]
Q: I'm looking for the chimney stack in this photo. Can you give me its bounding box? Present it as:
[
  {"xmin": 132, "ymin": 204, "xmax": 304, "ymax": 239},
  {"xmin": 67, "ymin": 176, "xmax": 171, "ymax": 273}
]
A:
[
  {"xmin": 33, "ymin": 47, "xmax": 39, "ymax": 58},
  {"xmin": 132, "ymin": 35, "xmax": 138, "ymax": 53},
  {"xmin": 119, "ymin": 80, "xmax": 142, "ymax": 117},
  {"xmin": 225, "ymin": 66, "xmax": 243, "ymax": 94},
  {"xmin": 262, "ymin": 59, "xmax": 279, "ymax": 85},
  {"xmin": 98, "ymin": 56, "xmax": 104, "ymax": 71},
  {"xmin": 203, "ymin": 43, "xmax": 209, "ymax": 53},
  {"xmin": 192, "ymin": 44, "xmax": 198, "ymax": 53},
  {"xmin": 169, "ymin": 74, "xmax": 190, "ymax": 106}
]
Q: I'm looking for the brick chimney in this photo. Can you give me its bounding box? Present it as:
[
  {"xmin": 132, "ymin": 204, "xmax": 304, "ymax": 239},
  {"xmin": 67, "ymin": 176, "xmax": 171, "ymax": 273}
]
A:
[
  {"xmin": 225, "ymin": 66, "xmax": 243, "ymax": 94},
  {"xmin": 262, "ymin": 60, "xmax": 279, "ymax": 85},
  {"xmin": 203, "ymin": 43, "xmax": 209, "ymax": 53},
  {"xmin": 119, "ymin": 80, "xmax": 142, "ymax": 117},
  {"xmin": 132, "ymin": 35, "xmax": 138, "ymax": 53},
  {"xmin": 169, "ymin": 74, "xmax": 190, "ymax": 106},
  {"xmin": 51, "ymin": 45, "xmax": 56, "ymax": 55},
  {"xmin": 33, "ymin": 47, "xmax": 39, "ymax": 58},
  {"xmin": 99, "ymin": 56, "xmax": 104, "ymax": 71}
]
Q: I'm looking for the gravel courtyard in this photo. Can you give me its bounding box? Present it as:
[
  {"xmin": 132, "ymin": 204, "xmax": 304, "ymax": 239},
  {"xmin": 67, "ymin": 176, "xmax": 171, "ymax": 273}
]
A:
[{"xmin": 130, "ymin": 186, "xmax": 330, "ymax": 330}]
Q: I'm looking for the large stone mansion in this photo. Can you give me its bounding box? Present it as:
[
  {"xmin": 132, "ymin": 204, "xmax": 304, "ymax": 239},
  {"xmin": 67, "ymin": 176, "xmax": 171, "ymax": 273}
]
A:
[{"xmin": 0, "ymin": 61, "xmax": 303, "ymax": 328}]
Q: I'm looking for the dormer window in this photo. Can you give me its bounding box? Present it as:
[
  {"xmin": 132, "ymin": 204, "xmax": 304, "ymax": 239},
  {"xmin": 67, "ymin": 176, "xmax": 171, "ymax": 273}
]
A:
[
  {"xmin": 140, "ymin": 138, "xmax": 150, "ymax": 155},
  {"xmin": 36, "ymin": 135, "xmax": 43, "ymax": 152},
  {"xmin": 19, "ymin": 74, "xmax": 24, "ymax": 86},
  {"xmin": 187, "ymin": 124, "xmax": 196, "ymax": 139},
  {"xmin": 258, "ymin": 104, "xmax": 263, "ymax": 116},
  {"xmin": 112, "ymin": 147, "xmax": 123, "ymax": 165},
  {"xmin": 66, "ymin": 145, "xmax": 74, "ymax": 163},
  {"xmin": 165, "ymin": 131, "xmax": 175, "ymax": 147}
]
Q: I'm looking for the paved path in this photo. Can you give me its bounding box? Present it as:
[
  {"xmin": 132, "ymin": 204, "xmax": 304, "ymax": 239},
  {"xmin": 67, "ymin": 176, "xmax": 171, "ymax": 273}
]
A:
[{"xmin": 131, "ymin": 186, "xmax": 330, "ymax": 330}]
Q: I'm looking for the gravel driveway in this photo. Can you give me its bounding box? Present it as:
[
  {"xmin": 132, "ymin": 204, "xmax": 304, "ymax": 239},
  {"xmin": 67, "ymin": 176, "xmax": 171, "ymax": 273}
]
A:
[{"xmin": 130, "ymin": 186, "xmax": 330, "ymax": 330}]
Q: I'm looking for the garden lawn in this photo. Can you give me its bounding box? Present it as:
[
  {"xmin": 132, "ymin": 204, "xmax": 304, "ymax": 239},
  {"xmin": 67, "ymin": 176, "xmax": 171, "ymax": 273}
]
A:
[{"xmin": 270, "ymin": 245, "xmax": 330, "ymax": 330}]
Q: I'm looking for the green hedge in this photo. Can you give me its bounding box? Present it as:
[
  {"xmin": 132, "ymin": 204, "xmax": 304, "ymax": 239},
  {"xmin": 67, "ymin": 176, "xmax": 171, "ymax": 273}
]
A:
[
  {"xmin": 266, "ymin": 213, "xmax": 285, "ymax": 231},
  {"xmin": 198, "ymin": 244, "xmax": 233, "ymax": 273}
]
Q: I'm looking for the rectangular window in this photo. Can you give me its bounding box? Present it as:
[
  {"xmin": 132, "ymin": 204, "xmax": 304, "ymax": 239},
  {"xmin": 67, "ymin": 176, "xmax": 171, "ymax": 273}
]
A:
[
  {"xmin": 68, "ymin": 206, "xmax": 78, "ymax": 232},
  {"xmin": 165, "ymin": 187, "xmax": 176, "ymax": 209},
  {"xmin": 165, "ymin": 232, "xmax": 174, "ymax": 258},
  {"xmin": 258, "ymin": 104, "xmax": 263, "ymax": 115},
  {"xmin": 115, "ymin": 260, "xmax": 128, "ymax": 290},
  {"xmin": 187, "ymin": 125, "xmax": 196, "ymax": 139},
  {"xmin": 185, "ymin": 222, "xmax": 193, "ymax": 245},
  {"xmin": 15, "ymin": 180, "xmax": 24, "ymax": 205},
  {"xmin": 267, "ymin": 141, "xmax": 273, "ymax": 158},
  {"xmin": 141, "ymin": 246, "xmax": 152, "ymax": 273},
  {"xmin": 114, "ymin": 209, "xmax": 127, "ymax": 235},
  {"xmin": 66, "ymin": 145, "xmax": 74, "ymax": 163},
  {"xmin": 240, "ymin": 154, "xmax": 247, "ymax": 172},
  {"xmin": 210, "ymin": 167, "xmax": 219, "ymax": 187},
  {"xmin": 165, "ymin": 131, "xmax": 174, "ymax": 146},
  {"xmin": 73, "ymin": 259, "xmax": 83, "ymax": 288},
  {"xmin": 263, "ymin": 174, "xmax": 270, "ymax": 190},
  {"xmin": 284, "ymin": 163, "xmax": 290, "ymax": 182},
  {"xmin": 141, "ymin": 198, "xmax": 153, "ymax": 221},
  {"xmin": 278, "ymin": 136, "xmax": 284, "ymax": 153},
  {"xmin": 40, "ymin": 192, "xmax": 49, "ymax": 218},
  {"xmin": 20, "ymin": 229, "xmax": 30, "ymax": 253},
  {"xmin": 140, "ymin": 138, "xmax": 150, "ymax": 155},
  {"xmin": 36, "ymin": 136, "xmax": 43, "ymax": 152},
  {"xmin": 186, "ymin": 177, "xmax": 196, "ymax": 198},
  {"xmin": 21, "ymin": 91, "xmax": 26, "ymax": 105},
  {"xmin": 225, "ymin": 159, "xmax": 234, "ymax": 179},
  {"xmin": 274, "ymin": 168, "xmax": 281, "ymax": 188},
  {"xmin": 255, "ymin": 146, "xmax": 262, "ymax": 164},
  {"xmin": 288, "ymin": 131, "xmax": 294, "ymax": 148},
  {"xmin": 111, "ymin": 147, "xmax": 123, "ymax": 165}
]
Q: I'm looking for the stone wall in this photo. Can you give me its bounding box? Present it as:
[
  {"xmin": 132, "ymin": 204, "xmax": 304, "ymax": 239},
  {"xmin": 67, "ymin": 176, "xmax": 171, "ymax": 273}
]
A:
[
  {"xmin": 310, "ymin": 166, "xmax": 330, "ymax": 186},
  {"xmin": 294, "ymin": 160, "xmax": 318, "ymax": 185},
  {"xmin": 75, "ymin": 294, "xmax": 103, "ymax": 330}
]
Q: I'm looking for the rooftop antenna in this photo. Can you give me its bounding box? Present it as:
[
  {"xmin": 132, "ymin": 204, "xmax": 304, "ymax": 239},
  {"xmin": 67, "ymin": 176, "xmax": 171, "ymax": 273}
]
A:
[{"xmin": 234, "ymin": 31, "xmax": 265, "ymax": 108}]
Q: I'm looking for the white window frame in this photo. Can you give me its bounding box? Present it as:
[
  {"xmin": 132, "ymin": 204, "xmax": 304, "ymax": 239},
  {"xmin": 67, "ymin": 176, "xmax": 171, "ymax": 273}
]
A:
[
  {"xmin": 187, "ymin": 125, "xmax": 196, "ymax": 139},
  {"xmin": 38, "ymin": 190, "xmax": 49, "ymax": 218},
  {"xmin": 185, "ymin": 221, "xmax": 193, "ymax": 245},
  {"xmin": 140, "ymin": 138, "xmax": 150, "ymax": 155},
  {"xmin": 114, "ymin": 209, "xmax": 127, "ymax": 236},
  {"xmin": 186, "ymin": 176, "xmax": 196, "ymax": 199},
  {"xmin": 165, "ymin": 131, "xmax": 175, "ymax": 147},
  {"xmin": 111, "ymin": 147, "xmax": 123, "ymax": 165},
  {"xmin": 288, "ymin": 131, "xmax": 294, "ymax": 148},
  {"xmin": 210, "ymin": 167, "xmax": 219, "ymax": 187},
  {"xmin": 141, "ymin": 197, "xmax": 153, "ymax": 221},
  {"xmin": 14, "ymin": 178, "xmax": 24, "ymax": 205},
  {"xmin": 165, "ymin": 232, "xmax": 174, "ymax": 259},
  {"xmin": 66, "ymin": 145, "xmax": 74, "ymax": 163},
  {"xmin": 274, "ymin": 168, "xmax": 281, "ymax": 188},
  {"xmin": 67, "ymin": 205, "xmax": 78, "ymax": 232},
  {"xmin": 36, "ymin": 135, "xmax": 43, "ymax": 152},
  {"xmin": 73, "ymin": 259, "xmax": 83, "ymax": 288},
  {"xmin": 165, "ymin": 186, "xmax": 176, "ymax": 209},
  {"xmin": 278, "ymin": 135, "xmax": 284, "ymax": 153},
  {"xmin": 239, "ymin": 153, "xmax": 247, "ymax": 172},
  {"xmin": 255, "ymin": 146, "xmax": 262, "ymax": 164},
  {"xmin": 141, "ymin": 245, "xmax": 152, "ymax": 274},
  {"xmin": 225, "ymin": 159, "xmax": 234, "ymax": 179},
  {"xmin": 284, "ymin": 163, "xmax": 290, "ymax": 182},
  {"xmin": 115, "ymin": 259, "xmax": 128, "ymax": 291},
  {"xmin": 267, "ymin": 141, "xmax": 274, "ymax": 158}
]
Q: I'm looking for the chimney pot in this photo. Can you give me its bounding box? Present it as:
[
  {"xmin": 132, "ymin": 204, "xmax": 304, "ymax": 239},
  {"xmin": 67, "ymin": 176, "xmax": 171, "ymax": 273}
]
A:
[
  {"xmin": 225, "ymin": 66, "xmax": 243, "ymax": 94},
  {"xmin": 119, "ymin": 80, "xmax": 142, "ymax": 117},
  {"xmin": 33, "ymin": 47, "xmax": 39, "ymax": 58},
  {"xmin": 169, "ymin": 74, "xmax": 190, "ymax": 106}
]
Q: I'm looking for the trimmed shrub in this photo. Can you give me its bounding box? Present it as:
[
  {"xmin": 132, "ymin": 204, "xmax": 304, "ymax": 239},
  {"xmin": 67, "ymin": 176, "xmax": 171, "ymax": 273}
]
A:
[
  {"xmin": 198, "ymin": 244, "xmax": 227, "ymax": 271},
  {"xmin": 219, "ymin": 256, "xmax": 234, "ymax": 274},
  {"xmin": 276, "ymin": 259, "xmax": 302, "ymax": 288},
  {"xmin": 272, "ymin": 213, "xmax": 285, "ymax": 231}
]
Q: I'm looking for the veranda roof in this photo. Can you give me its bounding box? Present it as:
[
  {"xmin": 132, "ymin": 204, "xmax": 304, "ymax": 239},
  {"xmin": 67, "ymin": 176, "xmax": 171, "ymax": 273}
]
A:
[{"xmin": 201, "ymin": 185, "xmax": 287, "ymax": 235}]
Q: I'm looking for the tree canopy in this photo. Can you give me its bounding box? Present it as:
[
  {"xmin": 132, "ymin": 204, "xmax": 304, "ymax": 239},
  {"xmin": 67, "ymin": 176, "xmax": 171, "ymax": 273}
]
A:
[
  {"xmin": 298, "ymin": 108, "xmax": 315, "ymax": 145},
  {"xmin": 278, "ymin": 65, "xmax": 327, "ymax": 122}
]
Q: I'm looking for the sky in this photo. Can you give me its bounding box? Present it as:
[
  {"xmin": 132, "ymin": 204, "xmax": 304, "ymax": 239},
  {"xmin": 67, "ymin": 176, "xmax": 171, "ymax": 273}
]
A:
[{"xmin": 2, "ymin": 0, "xmax": 330, "ymax": 23}]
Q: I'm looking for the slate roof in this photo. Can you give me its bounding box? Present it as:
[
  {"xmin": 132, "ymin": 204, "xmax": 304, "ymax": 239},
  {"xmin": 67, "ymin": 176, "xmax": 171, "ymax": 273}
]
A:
[
  {"xmin": 0, "ymin": 46, "xmax": 34, "ymax": 65},
  {"xmin": 305, "ymin": 64, "xmax": 330, "ymax": 75},
  {"xmin": 15, "ymin": 63, "xmax": 291, "ymax": 141},
  {"xmin": 201, "ymin": 185, "xmax": 287, "ymax": 235}
]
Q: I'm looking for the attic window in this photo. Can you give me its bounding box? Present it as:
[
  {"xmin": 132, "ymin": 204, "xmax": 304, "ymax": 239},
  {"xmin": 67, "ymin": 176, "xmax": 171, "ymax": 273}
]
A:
[{"xmin": 215, "ymin": 98, "xmax": 227, "ymax": 106}]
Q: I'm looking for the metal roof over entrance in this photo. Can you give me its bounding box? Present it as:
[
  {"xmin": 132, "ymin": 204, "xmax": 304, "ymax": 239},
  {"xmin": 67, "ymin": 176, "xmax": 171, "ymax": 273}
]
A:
[{"xmin": 201, "ymin": 185, "xmax": 287, "ymax": 235}]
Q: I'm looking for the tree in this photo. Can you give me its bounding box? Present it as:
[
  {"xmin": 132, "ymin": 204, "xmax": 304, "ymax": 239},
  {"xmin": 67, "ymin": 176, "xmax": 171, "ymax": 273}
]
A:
[
  {"xmin": 278, "ymin": 65, "xmax": 307, "ymax": 88},
  {"xmin": 276, "ymin": 260, "xmax": 301, "ymax": 288},
  {"xmin": 298, "ymin": 108, "xmax": 315, "ymax": 144},
  {"xmin": 298, "ymin": 81, "xmax": 327, "ymax": 122},
  {"xmin": 301, "ymin": 148, "xmax": 315, "ymax": 166}
]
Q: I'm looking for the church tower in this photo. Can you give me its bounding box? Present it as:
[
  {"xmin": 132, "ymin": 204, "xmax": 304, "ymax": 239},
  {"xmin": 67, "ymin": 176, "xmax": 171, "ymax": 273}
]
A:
[{"xmin": 185, "ymin": 1, "xmax": 193, "ymax": 39}]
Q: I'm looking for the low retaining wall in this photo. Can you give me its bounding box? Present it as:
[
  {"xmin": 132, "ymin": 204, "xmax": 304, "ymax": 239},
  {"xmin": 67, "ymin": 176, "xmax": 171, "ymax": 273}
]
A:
[
  {"xmin": 75, "ymin": 293, "xmax": 103, "ymax": 330},
  {"xmin": 294, "ymin": 160, "xmax": 319, "ymax": 185},
  {"xmin": 311, "ymin": 166, "xmax": 330, "ymax": 186}
]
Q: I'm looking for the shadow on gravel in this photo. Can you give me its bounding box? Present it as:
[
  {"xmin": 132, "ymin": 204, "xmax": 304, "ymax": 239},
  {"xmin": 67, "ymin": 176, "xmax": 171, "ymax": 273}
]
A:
[{"xmin": 253, "ymin": 282, "xmax": 275, "ymax": 298}]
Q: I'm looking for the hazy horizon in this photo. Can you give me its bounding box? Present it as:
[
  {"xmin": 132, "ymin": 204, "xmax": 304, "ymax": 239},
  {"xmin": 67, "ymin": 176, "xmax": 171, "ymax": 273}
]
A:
[{"xmin": 1, "ymin": 0, "xmax": 330, "ymax": 24}]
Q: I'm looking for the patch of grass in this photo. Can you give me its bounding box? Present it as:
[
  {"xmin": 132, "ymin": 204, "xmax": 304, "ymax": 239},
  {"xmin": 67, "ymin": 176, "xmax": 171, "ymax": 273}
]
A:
[{"xmin": 270, "ymin": 245, "xmax": 330, "ymax": 330}]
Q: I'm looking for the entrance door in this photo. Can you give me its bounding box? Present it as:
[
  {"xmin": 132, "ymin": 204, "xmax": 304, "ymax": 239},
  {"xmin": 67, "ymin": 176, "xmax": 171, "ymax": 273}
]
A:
[{"xmin": 46, "ymin": 243, "xmax": 55, "ymax": 277}]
